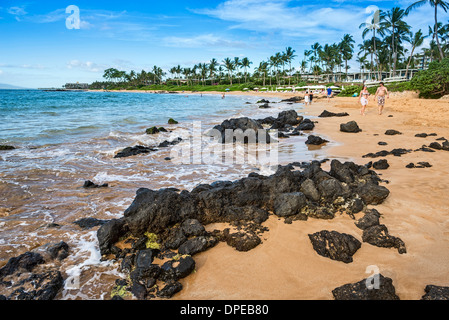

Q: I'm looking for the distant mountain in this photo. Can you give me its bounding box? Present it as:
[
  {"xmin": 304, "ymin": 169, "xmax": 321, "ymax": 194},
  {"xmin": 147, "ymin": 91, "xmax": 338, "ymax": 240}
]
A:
[{"xmin": 0, "ymin": 83, "xmax": 30, "ymax": 89}]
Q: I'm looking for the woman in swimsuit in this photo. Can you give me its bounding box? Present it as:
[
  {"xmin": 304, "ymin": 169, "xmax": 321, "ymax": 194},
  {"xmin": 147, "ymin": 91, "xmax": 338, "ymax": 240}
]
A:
[
  {"xmin": 304, "ymin": 90, "xmax": 310, "ymax": 106},
  {"xmin": 359, "ymin": 86, "xmax": 370, "ymax": 116}
]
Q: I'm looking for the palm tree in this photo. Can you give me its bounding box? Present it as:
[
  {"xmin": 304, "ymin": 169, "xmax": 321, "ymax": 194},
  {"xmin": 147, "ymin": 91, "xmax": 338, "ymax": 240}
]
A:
[
  {"xmin": 258, "ymin": 61, "xmax": 268, "ymax": 86},
  {"xmin": 223, "ymin": 58, "xmax": 235, "ymax": 85},
  {"xmin": 209, "ymin": 59, "xmax": 218, "ymax": 85},
  {"xmin": 405, "ymin": 29, "xmax": 427, "ymax": 78},
  {"xmin": 407, "ymin": 0, "xmax": 449, "ymax": 60},
  {"xmin": 233, "ymin": 57, "xmax": 241, "ymax": 83},
  {"xmin": 284, "ymin": 47, "xmax": 297, "ymax": 86},
  {"xmin": 183, "ymin": 68, "xmax": 191, "ymax": 86},
  {"xmin": 274, "ymin": 52, "xmax": 283, "ymax": 85},
  {"xmin": 299, "ymin": 59, "xmax": 307, "ymax": 76},
  {"xmin": 198, "ymin": 63, "xmax": 209, "ymax": 86},
  {"xmin": 356, "ymin": 54, "xmax": 368, "ymax": 81},
  {"xmin": 241, "ymin": 57, "xmax": 252, "ymax": 83},
  {"xmin": 340, "ymin": 34, "xmax": 355, "ymax": 80},
  {"xmin": 268, "ymin": 55, "xmax": 276, "ymax": 87},
  {"xmin": 380, "ymin": 7, "xmax": 411, "ymax": 76},
  {"xmin": 360, "ymin": 8, "xmax": 383, "ymax": 80},
  {"xmin": 310, "ymin": 43, "xmax": 322, "ymax": 79}
]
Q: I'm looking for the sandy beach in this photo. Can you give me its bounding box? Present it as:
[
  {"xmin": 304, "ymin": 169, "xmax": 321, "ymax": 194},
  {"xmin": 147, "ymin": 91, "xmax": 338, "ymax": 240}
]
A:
[{"xmin": 169, "ymin": 91, "xmax": 449, "ymax": 300}]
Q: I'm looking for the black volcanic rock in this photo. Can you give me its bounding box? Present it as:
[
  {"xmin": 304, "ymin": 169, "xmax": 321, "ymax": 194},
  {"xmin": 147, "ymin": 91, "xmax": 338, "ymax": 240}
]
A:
[
  {"xmin": 0, "ymin": 145, "xmax": 15, "ymax": 151},
  {"xmin": 340, "ymin": 121, "xmax": 362, "ymax": 133},
  {"xmin": 96, "ymin": 155, "xmax": 395, "ymax": 299},
  {"xmin": 212, "ymin": 117, "xmax": 271, "ymax": 144},
  {"xmin": 332, "ymin": 274, "xmax": 400, "ymax": 300},
  {"xmin": 114, "ymin": 146, "xmax": 156, "ymax": 158},
  {"xmin": 305, "ymin": 135, "xmax": 329, "ymax": 145},
  {"xmin": 74, "ymin": 217, "xmax": 108, "ymax": 229},
  {"xmin": 319, "ymin": 110, "xmax": 349, "ymax": 118},
  {"xmin": 362, "ymin": 224, "xmax": 407, "ymax": 254},
  {"xmin": 0, "ymin": 252, "xmax": 64, "ymax": 300},
  {"xmin": 373, "ymin": 159, "xmax": 389, "ymax": 170},
  {"xmin": 308, "ymin": 230, "xmax": 361, "ymax": 263},
  {"xmin": 385, "ymin": 130, "xmax": 402, "ymax": 136},
  {"xmin": 421, "ymin": 285, "xmax": 449, "ymax": 300},
  {"xmin": 83, "ymin": 180, "xmax": 109, "ymax": 188}
]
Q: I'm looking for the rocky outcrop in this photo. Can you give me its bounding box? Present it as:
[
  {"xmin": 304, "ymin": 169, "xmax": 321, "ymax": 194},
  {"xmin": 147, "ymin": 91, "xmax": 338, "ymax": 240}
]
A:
[
  {"xmin": 340, "ymin": 121, "xmax": 362, "ymax": 133},
  {"xmin": 415, "ymin": 133, "xmax": 437, "ymax": 138},
  {"xmin": 73, "ymin": 217, "xmax": 108, "ymax": 230},
  {"xmin": 332, "ymin": 274, "xmax": 400, "ymax": 300},
  {"xmin": 114, "ymin": 146, "xmax": 157, "ymax": 158},
  {"xmin": 0, "ymin": 145, "xmax": 15, "ymax": 151},
  {"xmin": 98, "ymin": 159, "xmax": 390, "ymax": 255},
  {"xmin": 83, "ymin": 180, "xmax": 108, "ymax": 188},
  {"xmin": 319, "ymin": 110, "xmax": 349, "ymax": 118},
  {"xmin": 308, "ymin": 230, "xmax": 361, "ymax": 263},
  {"xmin": 280, "ymin": 96, "xmax": 303, "ymax": 103},
  {"xmin": 385, "ymin": 130, "xmax": 402, "ymax": 136},
  {"xmin": 0, "ymin": 243, "xmax": 70, "ymax": 300},
  {"xmin": 355, "ymin": 209, "xmax": 406, "ymax": 254},
  {"xmin": 421, "ymin": 285, "xmax": 449, "ymax": 300},
  {"xmin": 305, "ymin": 135, "xmax": 329, "ymax": 146},
  {"xmin": 363, "ymin": 148, "xmax": 412, "ymax": 158},
  {"xmin": 97, "ymin": 157, "xmax": 394, "ymax": 299},
  {"xmin": 212, "ymin": 117, "xmax": 271, "ymax": 144},
  {"xmin": 373, "ymin": 159, "xmax": 389, "ymax": 170}
]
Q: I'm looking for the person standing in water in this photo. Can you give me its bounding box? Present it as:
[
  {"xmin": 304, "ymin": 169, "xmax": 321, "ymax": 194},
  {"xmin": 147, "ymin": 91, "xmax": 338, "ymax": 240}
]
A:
[
  {"xmin": 304, "ymin": 90, "xmax": 310, "ymax": 106},
  {"xmin": 375, "ymin": 82, "xmax": 389, "ymax": 115},
  {"xmin": 359, "ymin": 85, "xmax": 370, "ymax": 116}
]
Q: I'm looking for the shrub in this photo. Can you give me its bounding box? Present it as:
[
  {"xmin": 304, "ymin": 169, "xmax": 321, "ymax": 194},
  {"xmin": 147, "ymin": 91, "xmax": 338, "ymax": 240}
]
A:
[
  {"xmin": 411, "ymin": 58, "xmax": 449, "ymax": 99},
  {"xmin": 339, "ymin": 85, "xmax": 363, "ymax": 97}
]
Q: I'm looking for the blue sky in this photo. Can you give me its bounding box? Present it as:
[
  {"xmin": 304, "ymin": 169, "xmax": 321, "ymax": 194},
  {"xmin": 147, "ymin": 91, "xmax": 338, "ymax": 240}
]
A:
[{"xmin": 0, "ymin": 0, "xmax": 445, "ymax": 88}]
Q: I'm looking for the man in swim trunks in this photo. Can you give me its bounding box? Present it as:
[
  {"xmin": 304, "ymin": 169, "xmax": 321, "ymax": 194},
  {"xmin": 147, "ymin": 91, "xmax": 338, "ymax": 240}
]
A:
[{"xmin": 375, "ymin": 82, "xmax": 389, "ymax": 115}]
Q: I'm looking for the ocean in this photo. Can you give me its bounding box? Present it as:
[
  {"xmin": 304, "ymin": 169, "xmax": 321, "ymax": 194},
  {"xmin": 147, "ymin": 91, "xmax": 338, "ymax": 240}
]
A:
[{"xmin": 0, "ymin": 89, "xmax": 326, "ymax": 299}]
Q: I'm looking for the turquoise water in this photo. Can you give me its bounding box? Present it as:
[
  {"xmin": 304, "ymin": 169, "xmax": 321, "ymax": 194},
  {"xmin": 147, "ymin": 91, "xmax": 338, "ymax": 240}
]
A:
[{"xmin": 0, "ymin": 90, "xmax": 260, "ymax": 146}]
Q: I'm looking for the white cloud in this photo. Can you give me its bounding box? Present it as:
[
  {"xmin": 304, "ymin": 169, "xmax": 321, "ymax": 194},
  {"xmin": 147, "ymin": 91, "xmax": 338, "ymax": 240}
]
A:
[
  {"xmin": 0, "ymin": 69, "xmax": 3, "ymax": 75},
  {"xmin": 66, "ymin": 60, "xmax": 106, "ymax": 73},
  {"xmin": 0, "ymin": 63, "xmax": 46, "ymax": 70},
  {"xmin": 7, "ymin": 6, "xmax": 27, "ymax": 16},
  {"xmin": 192, "ymin": 0, "xmax": 367, "ymax": 40},
  {"xmin": 162, "ymin": 33, "xmax": 249, "ymax": 48}
]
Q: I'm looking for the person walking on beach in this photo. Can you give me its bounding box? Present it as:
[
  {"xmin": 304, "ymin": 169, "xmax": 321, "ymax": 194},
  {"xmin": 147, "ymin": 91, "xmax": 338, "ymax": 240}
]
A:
[
  {"xmin": 375, "ymin": 82, "xmax": 389, "ymax": 115},
  {"xmin": 309, "ymin": 90, "xmax": 314, "ymax": 105},
  {"xmin": 359, "ymin": 85, "xmax": 370, "ymax": 116},
  {"xmin": 327, "ymin": 87, "xmax": 333, "ymax": 102}
]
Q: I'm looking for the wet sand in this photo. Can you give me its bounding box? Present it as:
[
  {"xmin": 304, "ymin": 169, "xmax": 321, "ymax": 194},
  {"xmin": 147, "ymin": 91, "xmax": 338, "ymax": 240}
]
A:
[{"xmin": 174, "ymin": 93, "xmax": 449, "ymax": 300}]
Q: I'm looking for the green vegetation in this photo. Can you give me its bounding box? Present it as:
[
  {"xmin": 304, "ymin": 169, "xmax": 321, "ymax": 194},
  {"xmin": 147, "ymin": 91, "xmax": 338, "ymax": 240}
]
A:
[
  {"xmin": 411, "ymin": 58, "xmax": 449, "ymax": 98},
  {"xmin": 144, "ymin": 232, "xmax": 161, "ymax": 250},
  {"xmin": 110, "ymin": 284, "xmax": 131, "ymax": 299}
]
